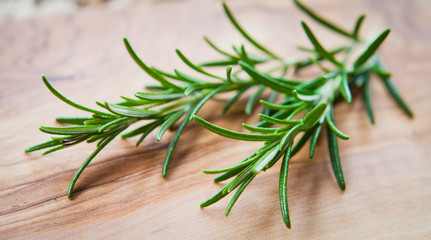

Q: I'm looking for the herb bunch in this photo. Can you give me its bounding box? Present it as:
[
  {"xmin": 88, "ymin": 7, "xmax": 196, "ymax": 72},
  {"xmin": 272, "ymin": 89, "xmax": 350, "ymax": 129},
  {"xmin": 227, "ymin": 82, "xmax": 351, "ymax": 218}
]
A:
[{"xmin": 26, "ymin": 0, "xmax": 412, "ymax": 229}]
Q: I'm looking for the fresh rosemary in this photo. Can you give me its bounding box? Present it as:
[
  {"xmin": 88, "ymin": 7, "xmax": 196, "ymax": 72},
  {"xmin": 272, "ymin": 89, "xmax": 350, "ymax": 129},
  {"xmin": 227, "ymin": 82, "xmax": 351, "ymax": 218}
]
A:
[{"xmin": 26, "ymin": 0, "xmax": 413, "ymax": 229}]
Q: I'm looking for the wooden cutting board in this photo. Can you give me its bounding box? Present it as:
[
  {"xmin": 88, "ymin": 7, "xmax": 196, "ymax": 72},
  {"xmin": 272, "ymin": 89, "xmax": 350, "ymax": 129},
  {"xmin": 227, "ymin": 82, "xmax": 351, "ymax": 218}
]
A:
[{"xmin": 1, "ymin": 0, "xmax": 430, "ymax": 239}]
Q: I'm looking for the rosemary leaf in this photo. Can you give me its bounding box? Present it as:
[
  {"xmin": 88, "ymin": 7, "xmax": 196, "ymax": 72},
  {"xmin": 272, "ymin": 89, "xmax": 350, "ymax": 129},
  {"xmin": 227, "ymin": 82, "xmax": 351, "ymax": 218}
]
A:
[
  {"xmin": 301, "ymin": 22, "xmax": 343, "ymax": 67},
  {"xmin": 379, "ymin": 77, "xmax": 414, "ymax": 118},
  {"xmin": 279, "ymin": 147, "xmax": 292, "ymax": 228},
  {"xmin": 200, "ymin": 187, "xmax": 229, "ymax": 208},
  {"xmin": 294, "ymin": 0, "xmax": 355, "ymax": 39},
  {"xmin": 39, "ymin": 125, "xmax": 100, "ymax": 135},
  {"xmin": 214, "ymin": 164, "xmax": 249, "ymax": 182},
  {"xmin": 162, "ymin": 110, "xmax": 194, "ymax": 178},
  {"xmin": 339, "ymin": 71, "xmax": 352, "ymax": 103},
  {"xmin": 292, "ymin": 89, "xmax": 320, "ymax": 102},
  {"xmin": 203, "ymin": 36, "xmax": 239, "ymax": 60},
  {"xmin": 25, "ymin": 140, "xmax": 62, "ymax": 153},
  {"xmin": 259, "ymin": 100, "xmax": 303, "ymax": 111},
  {"xmin": 241, "ymin": 123, "xmax": 279, "ymax": 133},
  {"xmin": 135, "ymin": 92, "xmax": 185, "ymax": 101},
  {"xmin": 324, "ymin": 104, "xmax": 349, "ymax": 140},
  {"xmin": 41, "ymin": 76, "xmax": 117, "ymax": 118},
  {"xmin": 239, "ymin": 61, "xmax": 296, "ymax": 94},
  {"xmin": 226, "ymin": 65, "xmax": 233, "ymax": 83},
  {"xmin": 258, "ymin": 114, "xmax": 302, "ymax": 126},
  {"xmin": 194, "ymin": 116, "xmax": 281, "ymax": 141},
  {"xmin": 105, "ymin": 103, "xmax": 160, "ymax": 118},
  {"xmin": 352, "ymin": 14, "xmax": 366, "ymax": 39},
  {"xmin": 68, "ymin": 128, "xmax": 125, "ymax": 198},
  {"xmin": 199, "ymin": 59, "xmax": 237, "ymax": 67},
  {"xmin": 222, "ymin": 1, "xmax": 280, "ymax": 59},
  {"xmin": 326, "ymin": 123, "xmax": 346, "ymax": 191},
  {"xmin": 256, "ymin": 110, "xmax": 292, "ymax": 128},
  {"xmin": 225, "ymin": 175, "xmax": 255, "ymax": 216},
  {"xmin": 363, "ymin": 73, "xmax": 375, "ymax": 124},
  {"xmin": 302, "ymin": 102, "xmax": 327, "ymax": 129},
  {"xmin": 156, "ymin": 111, "xmax": 185, "ymax": 141},
  {"xmin": 56, "ymin": 117, "xmax": 92, "ymax": 125},
  {"xmin": 354, "ymin": 29, "xmax": 390, "ymax": 68},
  {"xmin": 176, "ymin": 49, "xmax": 225, "ymax": 81},
  {"xmin": 123, "ymin": 38, "xmax": 183, "ymax": 92},
  {"xmin": 309, "ymin": 123, "xmax": 323, "ymax": 159}
]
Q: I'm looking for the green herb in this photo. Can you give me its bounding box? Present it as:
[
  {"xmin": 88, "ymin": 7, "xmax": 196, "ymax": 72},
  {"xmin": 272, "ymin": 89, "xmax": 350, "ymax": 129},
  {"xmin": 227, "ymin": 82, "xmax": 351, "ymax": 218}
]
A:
[{"xmin": 26, "ymin": 0, "xmax": 412, "ymax": 229}]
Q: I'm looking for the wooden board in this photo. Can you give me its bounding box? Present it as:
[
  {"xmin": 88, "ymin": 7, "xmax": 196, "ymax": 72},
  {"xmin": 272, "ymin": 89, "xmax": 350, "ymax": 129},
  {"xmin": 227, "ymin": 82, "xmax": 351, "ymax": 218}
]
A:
[{"xmin": 1, "ymin": 0, "xmax": 430, "ymax": 239}]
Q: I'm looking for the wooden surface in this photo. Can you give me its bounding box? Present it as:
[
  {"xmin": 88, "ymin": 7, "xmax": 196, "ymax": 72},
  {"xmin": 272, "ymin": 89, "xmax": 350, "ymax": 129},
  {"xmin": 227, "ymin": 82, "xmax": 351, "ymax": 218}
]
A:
[{"xmin": 1, "ymin": 0, "xmax": 431, "ymax": 239}]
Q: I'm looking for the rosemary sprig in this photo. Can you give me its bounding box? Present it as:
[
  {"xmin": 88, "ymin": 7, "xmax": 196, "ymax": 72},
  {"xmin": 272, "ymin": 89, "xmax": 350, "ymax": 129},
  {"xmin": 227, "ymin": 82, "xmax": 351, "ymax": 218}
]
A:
[
  {"xmin": 194, "ymin": 1, "xmax": 412, "ymax": 229},
  {"xmin": 27, "ymin": 0, "xmax": 412, "ymax": 229}
]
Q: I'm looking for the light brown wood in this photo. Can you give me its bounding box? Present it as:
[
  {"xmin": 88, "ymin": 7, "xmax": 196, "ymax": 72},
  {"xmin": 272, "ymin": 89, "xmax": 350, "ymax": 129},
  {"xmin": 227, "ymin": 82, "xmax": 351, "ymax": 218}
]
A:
[{"xmin": 1, "ymin": 0, "xmax": 431, "ymax": 239}]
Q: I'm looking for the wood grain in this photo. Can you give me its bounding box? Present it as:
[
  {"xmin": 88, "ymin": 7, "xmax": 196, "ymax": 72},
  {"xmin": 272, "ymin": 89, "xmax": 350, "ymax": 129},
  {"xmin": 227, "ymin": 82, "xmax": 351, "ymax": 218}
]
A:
[{"xmin": 1, "ymin": 0, "xmax": 430, "ymax": 239}]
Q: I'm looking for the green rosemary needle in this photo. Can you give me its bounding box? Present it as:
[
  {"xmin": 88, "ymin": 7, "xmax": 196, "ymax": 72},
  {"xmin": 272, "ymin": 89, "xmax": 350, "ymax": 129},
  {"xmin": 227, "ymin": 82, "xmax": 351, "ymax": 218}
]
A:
[{"xmin": 26, "ymin": 0, "xmax": 413, "ymax": 229}]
